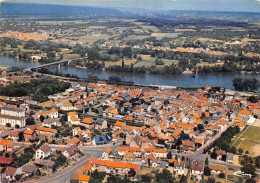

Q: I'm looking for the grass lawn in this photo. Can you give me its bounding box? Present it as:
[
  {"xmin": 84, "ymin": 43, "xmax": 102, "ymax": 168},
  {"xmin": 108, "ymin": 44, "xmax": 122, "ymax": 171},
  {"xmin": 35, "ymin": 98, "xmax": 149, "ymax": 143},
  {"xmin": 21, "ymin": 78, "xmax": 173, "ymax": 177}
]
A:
[
  {"xmin": 5, "ymin": 45, "xmax": 35, "ymax": 53},
  {"xmin": 138, "ymin": 166, "xmax": 154, "ymax": 175},
  {"xmin": 104, "ymin": 59, "xmax": 137, "ymax": 67},
  {"xmin": 197, "ymin": 62, "xmax": 224, "ymax": 67},
  {"xmin": 231, "ymin": 126, "xmax": 260, "ymax": 156}
]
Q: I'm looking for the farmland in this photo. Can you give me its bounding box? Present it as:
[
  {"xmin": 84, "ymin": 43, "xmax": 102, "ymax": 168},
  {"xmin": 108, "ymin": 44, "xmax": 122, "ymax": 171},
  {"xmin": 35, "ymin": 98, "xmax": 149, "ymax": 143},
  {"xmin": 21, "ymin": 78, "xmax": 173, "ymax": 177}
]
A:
[{"xmin": 231, "ymin": 126, "xmax": 260, "ymax": 156}]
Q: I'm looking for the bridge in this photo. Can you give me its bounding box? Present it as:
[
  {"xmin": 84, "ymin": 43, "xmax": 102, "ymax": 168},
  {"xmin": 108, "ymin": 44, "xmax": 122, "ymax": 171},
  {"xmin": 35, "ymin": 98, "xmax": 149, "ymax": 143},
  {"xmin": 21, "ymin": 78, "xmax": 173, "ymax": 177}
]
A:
[{"xmin": 24, "ymin": 60, "xmax": 72, "ymax": 72}]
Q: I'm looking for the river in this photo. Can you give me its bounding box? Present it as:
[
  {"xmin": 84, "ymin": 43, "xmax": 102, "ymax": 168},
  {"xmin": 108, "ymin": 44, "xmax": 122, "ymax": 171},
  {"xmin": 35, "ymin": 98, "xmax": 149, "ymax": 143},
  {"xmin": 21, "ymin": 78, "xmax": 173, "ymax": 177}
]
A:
[{"xmin": 0, "ymin": 56, "xmax": 259, "ymax": 89}]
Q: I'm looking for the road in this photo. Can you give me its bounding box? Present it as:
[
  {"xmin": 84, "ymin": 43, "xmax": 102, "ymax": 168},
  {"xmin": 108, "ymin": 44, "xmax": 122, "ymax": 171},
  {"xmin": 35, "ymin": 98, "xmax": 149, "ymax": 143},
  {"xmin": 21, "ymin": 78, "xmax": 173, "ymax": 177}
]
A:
[{"xmin": 23, "ymin": 142, "xmax": 121, "ymax": 183}]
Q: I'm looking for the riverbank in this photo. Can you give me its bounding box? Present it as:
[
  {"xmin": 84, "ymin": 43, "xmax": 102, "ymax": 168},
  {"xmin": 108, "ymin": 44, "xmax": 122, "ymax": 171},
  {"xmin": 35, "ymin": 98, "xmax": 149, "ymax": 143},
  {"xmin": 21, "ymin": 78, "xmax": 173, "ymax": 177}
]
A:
[{"xmin": 0, "ymin": 55, "xmax": 259, "ymax": 90}]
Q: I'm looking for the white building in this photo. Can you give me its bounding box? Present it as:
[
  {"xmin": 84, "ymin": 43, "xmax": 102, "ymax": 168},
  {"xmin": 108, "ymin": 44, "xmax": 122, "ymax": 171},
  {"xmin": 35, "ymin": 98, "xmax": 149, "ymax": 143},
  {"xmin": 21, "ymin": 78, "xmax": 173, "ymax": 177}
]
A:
[
  {"xmin": 0, "ymin": 107, "xmax": 26, "ymax": 127},
  {"xmin": 36, "ymin": 144, "xmax": 51, "ymax": 159}
]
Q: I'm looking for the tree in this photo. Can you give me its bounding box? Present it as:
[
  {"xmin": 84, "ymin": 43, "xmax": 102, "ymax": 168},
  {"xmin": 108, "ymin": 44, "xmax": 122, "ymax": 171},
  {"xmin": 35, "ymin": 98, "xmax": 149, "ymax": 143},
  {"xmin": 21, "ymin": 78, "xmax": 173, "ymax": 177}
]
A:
[
  {"xmin": 167, "ymin": 151, "xmax": 172, "ymax": 159},
  {"xmin": 205, "ymin": 157, "xmax": 209, "ymax": 165},
  {"xmin": 248, "ymin": 96, "xmax": 258, "ymax": 103},
  {"xmin": 255, "ymin": 156, "xmax": 260, "ymax": 168},
  {"xmin": 219, "ymin": 172, "xmax": 225, "ymax": 178},
  {"xmin": 241, "ymin": 164, "xmax": 256, "ymax": 177},
  {"xmin": 26, "ymin": 116, "xmax": 35, "ymax": 125},
  {"xmin": 137, "ymin": 56, "xmax": 143, "ymax": 61},
  {"xmin": 228, "ymin": 146, "xmax": 237, "ymax": 154},
  {"xmin": 108, "ymin": 75, "xmax": 121, "ymax": 83},
  {"xmin": 246, "ymin": 178, "xmax": 256, "ymax": 183},
  {"xmin": 155, "ymin": 169, "xmax": 174, "ymax": 183},
  {"xmin": 141, "ymin": 173, "xmax": 152, "ymax": 183},
  {"xmin": 39, "ymin": 115, "xmax": 45, "ymax": 122},
  {"xmin": 238, "ymin": 148, "xmax": 244, "ymax": 154},
  {"xmin": 128, "ymin": 168, "xmax": 136, "ymax": 177},
  {"xmin": 204, "ymin": 166, "xmax": 211, "ymax": 176},
  {"xmin": 89, "ymin": 170, "xmax": 106, "ymax": 183},
  {"xmin": 232, "ymin": 78, "xmax": 244, "ymax": 91},
  {"xmin": 206, "ymin": 177, "xmax": 216, "ymax": 183},
  {"xmin": 179, "ymin": 175, "xmax": 187, "ymax": 183},
  {"xmin": 87, "ymin": 73, "xmax": 98, "ymax": 80}
]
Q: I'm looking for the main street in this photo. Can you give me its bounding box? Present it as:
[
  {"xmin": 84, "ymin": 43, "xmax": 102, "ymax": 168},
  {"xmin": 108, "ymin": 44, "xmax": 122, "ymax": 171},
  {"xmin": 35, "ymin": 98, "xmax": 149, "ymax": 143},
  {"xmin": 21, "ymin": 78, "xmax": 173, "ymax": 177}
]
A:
[{"xmin": 23, "ymin": 142, "xmax": 121, "ymax": 183}]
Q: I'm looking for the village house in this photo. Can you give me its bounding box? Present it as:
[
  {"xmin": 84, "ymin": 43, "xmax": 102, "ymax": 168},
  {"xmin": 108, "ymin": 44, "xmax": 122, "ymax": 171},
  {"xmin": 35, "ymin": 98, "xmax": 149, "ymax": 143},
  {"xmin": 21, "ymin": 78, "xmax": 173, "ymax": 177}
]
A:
[
  {"xmin": 88, "ymin": 158, "xmax": 140, "ymax": 178},
  {"xmin": 173, "ymin": 161, "xmax": 185, "ymax": 175},
  {"xmin": 62, "ymin": 145, "xmax": 80, "ymax": 159},
  {"xmin": 22, "ymin": 165, "xmax": 39, "ymax": 177},
  {"xmin": 61, "ymin": 103, "xmax": 76, "ymax": 111},
  {"xmin": 68, "ymin": 111, "xmax": 80, "ymax": 125},
  {"xmin": 182, "ymin": 140, "xmax": 195, "ymax": 152},
  {"xmin": 42, "ymin": 118, "xmax": 58, "ymax": 128},
  {"xmin": 23, "ymin": 129, "xmax": 37, "ymax": 142},
  {"xmin": 8, "ymin": 131, "xmax": 19, "ymax": 141},
  {"xmin": 208, "ymin": 164, "xmax": 225, "ymax": 174},
  {"xmin": 0, "ymin": 106, "xmax": 26, "ymax": 127},
  {"xmin": 38, "ymin": 108, "xmax": 59, "ymax": 119},
  {"xmin": 0, "ymin": 140, "xmax": 14, "ymax": 152},
  {"xmin": 191, "ymin": 160, "xmax": 204, "ymax": 175},
  {"xmin": 152, "ymin": 149, "xmax": 167, "ymax": 159},
  {"xmin": 35, "ymin": 144, "xmax": 52, "ymax": 159},
  {"xmin": 4, "ymin": 167, "xmax": 22, "ymax": 181},
  {"xmin": 95, "ymin": 118, "xmax": 108, "ymax": 129}
]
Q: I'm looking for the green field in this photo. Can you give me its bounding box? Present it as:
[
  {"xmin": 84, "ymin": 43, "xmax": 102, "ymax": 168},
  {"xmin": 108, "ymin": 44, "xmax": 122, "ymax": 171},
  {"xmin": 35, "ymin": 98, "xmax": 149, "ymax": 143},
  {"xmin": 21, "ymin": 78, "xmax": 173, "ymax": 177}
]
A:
[{"xmin": 231, "ymin": 126, "xmax": 260, "ymax": 156}]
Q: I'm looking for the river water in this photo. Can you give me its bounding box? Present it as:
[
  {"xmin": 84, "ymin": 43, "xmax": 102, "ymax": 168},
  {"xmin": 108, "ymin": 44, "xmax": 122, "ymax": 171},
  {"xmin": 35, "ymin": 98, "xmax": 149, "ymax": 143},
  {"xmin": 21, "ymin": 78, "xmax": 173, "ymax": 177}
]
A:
[{"xmin": 0, "ymin": 56, "xmax": 259, "ymax": 89}]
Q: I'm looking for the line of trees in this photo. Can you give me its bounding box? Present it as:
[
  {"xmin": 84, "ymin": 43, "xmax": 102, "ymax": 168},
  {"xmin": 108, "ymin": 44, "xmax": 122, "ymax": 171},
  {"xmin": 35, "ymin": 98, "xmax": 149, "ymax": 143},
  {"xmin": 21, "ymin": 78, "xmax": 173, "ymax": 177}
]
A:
[
  {"xmin": 0, "ymin": 79, "xmax": 71, "ymax": 102},
  {"xmin": 232, "ymin": 78, "xmax": 259, "ymax": 91}
]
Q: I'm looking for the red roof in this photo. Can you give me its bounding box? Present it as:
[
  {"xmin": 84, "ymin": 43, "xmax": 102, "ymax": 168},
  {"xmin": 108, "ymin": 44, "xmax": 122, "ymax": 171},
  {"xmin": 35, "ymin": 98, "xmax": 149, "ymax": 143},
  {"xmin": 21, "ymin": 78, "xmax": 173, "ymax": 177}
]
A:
[{"xmin": 0, "ymin": 157, "xmax": 13, "ymax": 165}]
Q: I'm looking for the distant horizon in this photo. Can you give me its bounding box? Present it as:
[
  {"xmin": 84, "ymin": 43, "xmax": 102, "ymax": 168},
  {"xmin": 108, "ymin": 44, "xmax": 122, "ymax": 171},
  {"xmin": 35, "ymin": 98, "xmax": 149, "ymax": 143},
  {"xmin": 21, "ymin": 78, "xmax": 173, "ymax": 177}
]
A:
[{"xmin": 1, "ymin": 0, "xmax": 260, "ymax": 13}]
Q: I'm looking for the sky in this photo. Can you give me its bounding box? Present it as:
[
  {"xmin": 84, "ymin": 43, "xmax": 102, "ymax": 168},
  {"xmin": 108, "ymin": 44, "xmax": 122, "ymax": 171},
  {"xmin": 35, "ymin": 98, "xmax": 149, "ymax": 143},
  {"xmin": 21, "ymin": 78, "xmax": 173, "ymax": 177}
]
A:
[{"xmin": 0, "ymin": 0, "xmax": 260, "ymax": 12}]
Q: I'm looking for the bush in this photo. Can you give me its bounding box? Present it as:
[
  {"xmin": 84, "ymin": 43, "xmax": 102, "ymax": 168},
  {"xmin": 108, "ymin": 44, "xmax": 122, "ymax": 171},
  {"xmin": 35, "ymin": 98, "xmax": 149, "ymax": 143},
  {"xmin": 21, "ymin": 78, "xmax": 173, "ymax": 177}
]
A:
[
  {"xmin": 219, "ymin": 173, "xmax": 225, "ymax": 178},
  {"xmin": 204, "ymin": 166, "xmax": 211, "ymax": 176}
]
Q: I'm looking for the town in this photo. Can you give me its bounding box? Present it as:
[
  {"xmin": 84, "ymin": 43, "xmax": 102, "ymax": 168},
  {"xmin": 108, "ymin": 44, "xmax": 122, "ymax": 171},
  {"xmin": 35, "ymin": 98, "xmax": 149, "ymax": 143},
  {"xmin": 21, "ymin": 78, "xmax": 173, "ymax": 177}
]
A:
[
  {"xmin": 0, "ymin": 71, "xmax": 258, "ymax": 183},
  {"xmin": 0, "ymin": 2, "xmax": 260, "ymax": 183}
]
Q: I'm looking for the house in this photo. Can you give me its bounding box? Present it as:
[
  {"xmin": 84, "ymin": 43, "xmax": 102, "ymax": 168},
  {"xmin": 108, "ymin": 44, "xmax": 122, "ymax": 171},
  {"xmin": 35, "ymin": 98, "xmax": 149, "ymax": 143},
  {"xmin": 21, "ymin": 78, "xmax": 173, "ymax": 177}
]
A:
[
  {"xmin": 0, "ymin": 157, "xmax": 13, "ymax": 167},
  {"xmin": 81, "ymin": 117, "xmax": 95, "ymax": 128},
  {"xmin": 34, "ymin": 159, "xmax": 55, "ymax": 171},
  {"xmin": 68, "ymin": 137, "xmax": 81, "ymax": 146},
  {"xmin": 95, "ymin": 118, "xmax": 108, "ymax": 129},
  {"xmin": 191, "ymin": 160, "xmax": 204, "ymax": 175},
  {"xmin": 88, "ymin": 158, "xmax": 140, "ymax": 178},
  {"xmin": 42, "ymin": 118, "xmax": 58, "ymax": 128},
  {"xmin": 68, "ymin": 111, "xmax": 80, "ymax": 125},
  {"xmin": 4, "ymin": 167, "xmax": 22, "ymax": 181},
  {"xmin": 173, "ymin": 161, "xmax": 185, "ymax": 175},
  {"xmin": 35, "ymin": 126, "xmax": 57, "ymax": 139},
  {"xmin": 22, "ymin": 165, "xmax": 39, "ymax": 176},
  {"xmin": 182, "ymin": 140, "xmax": 195, "ymax": 151},
  {"xmin": 61, "ymin": 103, "xmax": 76, "ymax": 111},
  {"xmin": 226, "ymin": 152, "xmax": 233, "ymax": 164},
  {"xmin": 0, "ymin": 107, "xmax": 26, "ymax": 127},
  {"xmin": 23, "ymin": 129, "xmax": 36, "ymax": 142},
  {"xmin": 8, "ymin": 131, "xmax": 19, "ymax": 141},
  {"xmin": 102, "ymin": 148, "xmax": 111, "ymax": 160},
  {"xmin": 36, "ymin": 144, "xmax": 51, "ymax": 159},
  {"xmin": 0, "ymin": 140, "xmax": 14, "ymax": 152},
  {"xmin": 38, "ymin": 108, "xmax": 58, "ymax": 119},
  {"xmin": 152, "ymin": 149, "xmax": 167, "ymax": 158},
  {"xmin": 92, "ymin": 134, "xmax": 112, "ymax": 145},
  {"xmin": 62, "ymin": 145, "xmax": 80, "ymax": 159},
  {"xmin": 113, "ymin": 121, "xmax": 125, "ymax": 130},
  {"xmin": 208, "ymin": 164, "xmax": 225, "ymax": 174}
]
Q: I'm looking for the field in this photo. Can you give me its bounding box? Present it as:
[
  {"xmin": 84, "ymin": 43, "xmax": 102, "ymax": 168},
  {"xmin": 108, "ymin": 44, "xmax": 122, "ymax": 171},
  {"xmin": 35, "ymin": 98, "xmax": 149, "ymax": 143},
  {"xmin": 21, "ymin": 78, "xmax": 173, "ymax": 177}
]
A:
[
  {"xmin": 151, "ymin": 33, "xmax": 166, "ymax": 37},
  {"xmin": 104, "ymin": 59, "xmax": 137, "ymax": 67},
  {"xmin": 231, "ymin": 126, "xmax": 260, "ymax": 156},
  {"xmin": 197, "ymin": 62, "xmax": 224, "ymax": 67}
]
